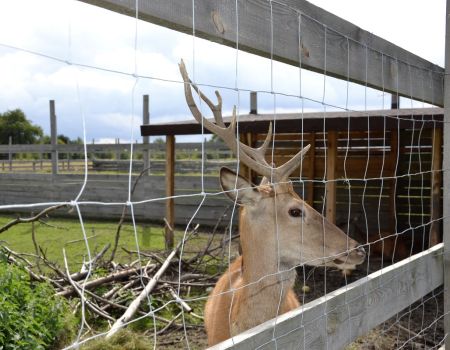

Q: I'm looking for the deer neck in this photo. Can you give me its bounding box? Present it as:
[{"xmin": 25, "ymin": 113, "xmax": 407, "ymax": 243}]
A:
[{"xmin": 235, "ymin": 212, "xmax": 296, "ymax": 326}]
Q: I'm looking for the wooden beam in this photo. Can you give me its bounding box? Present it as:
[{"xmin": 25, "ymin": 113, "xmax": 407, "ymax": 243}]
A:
[
  {"xmin": 430, "ymin": 127, "xmax": 442, "ymax": 246},
  {"xmin": 142, "ymin": 95, "xmax": 150, "ymax": 175},
  {"xmin": 325, "ymin": 131, "xmax": 337, "ymax": 223},
  {"xmin": 8, "ymin": 136, "xmax": 12, "ymax": 171},
  {"xmin": 239, "ymin": 133, "xmax": 254, "ymax": 182},
  {"xmin": 391, "ymin": 94, "xmax": 399, "ymax": 109},
  {"xmin": 0, "ymin": 142, "xmax": 232, "ymax": 154},
  {"xmin": 141, "ymin": 108, "xmax": 444, "ymax": 136},
  {"xmin": 250, "ymin": 91, "xmax": 258, "ymax": 115},
  {"xmin": 165, "ymin": 135, "xmax": 175, "ymax": 250},
  {"xmin": 388, "ymin": 129, "xmax": 398, "ymax": 234},
  {"xmin": 208, "ymin": 244, "xmax": 444, "ymax": 350},
  {"xmin": 306, "ymin": 133, "xmax": 315, "ymax": 207},
  {"xmin": 49, "ymin": 100, "xmax": 58, "ymax": 176},
  {"xmin": 443, "ymin": 1, "xmax": 450, "ymax": 346},
  {"xmin": 79, "ymin": 0, "xmax": 444, "ymax": 106}
]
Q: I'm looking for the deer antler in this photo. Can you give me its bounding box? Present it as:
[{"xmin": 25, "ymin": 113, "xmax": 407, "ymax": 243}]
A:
[{"xmin": 179, "ymin": 59, "xmax": 310, "ymax": 182}]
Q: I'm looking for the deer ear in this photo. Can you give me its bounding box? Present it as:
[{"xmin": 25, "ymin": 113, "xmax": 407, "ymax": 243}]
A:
[{"xmin": 219, "ymin": 167, "xmax": 261, "ymax": 205}]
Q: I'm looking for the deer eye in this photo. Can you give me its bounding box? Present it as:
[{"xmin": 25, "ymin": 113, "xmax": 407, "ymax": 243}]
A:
[{"xmin": 288, "ymin": 208, "xmax": 303, "ymax": 218}]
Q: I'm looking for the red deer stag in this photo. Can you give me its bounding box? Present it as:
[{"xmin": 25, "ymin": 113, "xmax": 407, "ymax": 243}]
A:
[{"xmin": 179, "ymin": 60, "xmax": 366, "ymax": 346}]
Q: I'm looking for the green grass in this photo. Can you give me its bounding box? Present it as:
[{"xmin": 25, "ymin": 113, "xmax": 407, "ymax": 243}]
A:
[
  {"xmin": 0, "ymin": 216, "xmax": 172, "ymax": 272},
  {"xmin": 0, "ymin": 214, "xmax": 231, "ymax": 348},
  {"xmin": 0, "ymin": 214, "xmax": 227, "ymax": 274}
]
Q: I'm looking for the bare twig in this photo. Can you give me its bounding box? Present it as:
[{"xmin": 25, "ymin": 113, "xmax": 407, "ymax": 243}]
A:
[
  {"xmin": 62, "ymin": 248, "xmax": 115, "ymax": 322},
  {"xmin": 106, "ymin": 227, "xmax": 197, "ymax": 338},
  {"xmin": 109, "ymin": 166, "xmax": 152, "ymax": 263},
  {"xmin": 0, "ymin": 204, "xmax": 68, "ymax": 234},
  {"xmin": 30, "ymin": 212, "xmax": 43, "ymax": 274},
  {"xmin": 57, "ymin": 264, "xmax": 156, "ymax": 297}
]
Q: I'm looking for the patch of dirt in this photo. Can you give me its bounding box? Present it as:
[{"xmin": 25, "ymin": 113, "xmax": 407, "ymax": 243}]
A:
[{"xmin": 154, "ymin": 328, "xmax": 208, "ymax": 350}]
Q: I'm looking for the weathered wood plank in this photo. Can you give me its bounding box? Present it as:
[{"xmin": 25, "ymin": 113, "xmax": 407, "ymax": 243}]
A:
[
  {"xmin": 49, "ymin": 100, "xmax": 58, "ymax": 176},
  {"xmin": 165, "ymin": 135, "xmax": 175, "ymax": 248},
  {"xmin": 78, "ymin": 0, "xmax": 443, "ymax": 106},
  {"xmin": 142, "ymin": 108, "xmax": 444, "ymax": 136},
  {"xmin": 208, "ymin": 244, "xmax": 444, "ymax": 350},
  {"xmin": 430, "ymin": 127, "xmax": 443, "ymax": 245},
  {"xmin": 0, "ymin": 173, "xmax": 226, "ymax": 226},
  {"xmin": 142, "ymin": 94, "xmax": 150, "ymax": 175},
  {"xmin": 0, "ymin": 142, "xmax": 232, "ymax": 154},
  {"xmin": 306, "ymin": 133, "xmax": 315, "ymax": 206},
  {"xmin": 443, "ymin": 1, "xmax": 450, "ymax": 346},
  {"xmin": 325, "ymin": 131, "xmax": 337, "ymax": 223}
]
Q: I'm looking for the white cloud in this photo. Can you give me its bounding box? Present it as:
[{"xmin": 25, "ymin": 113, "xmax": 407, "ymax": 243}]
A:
[
  {"xmin": 308, "ymin": 0, "xmax": 445, "ymax": 66},
  {"xmin": 0, "ymin": 0, "xmax": 444, "ymax": 142}
]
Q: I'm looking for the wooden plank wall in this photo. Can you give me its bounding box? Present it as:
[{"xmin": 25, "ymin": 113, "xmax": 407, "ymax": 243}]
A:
[
  {"xmin": 0, "ymin": 173, "xmax": 229, "ymax": 229},
  {"xmin": 0, "ymin": 127, "xmax": 443, "ymax": 242},
  {"xmin": 255, "ymin": 126, "xmax": 443, "ymax": 249}
]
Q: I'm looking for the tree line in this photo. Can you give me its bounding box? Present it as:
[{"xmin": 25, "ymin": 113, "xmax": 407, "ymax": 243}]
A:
[{"xmin": 0, "ymin": 109, "xmax": 82, "ymax": 145}]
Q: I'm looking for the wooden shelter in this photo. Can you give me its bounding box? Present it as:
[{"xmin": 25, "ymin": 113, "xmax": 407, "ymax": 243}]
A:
[{"xmin": 141, "ymin": 98, "xmax": 443, "ymax": 250}]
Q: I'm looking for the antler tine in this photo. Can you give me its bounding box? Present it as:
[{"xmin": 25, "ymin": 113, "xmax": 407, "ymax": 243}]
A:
[
  {"xmin": 213, "ymin": 91, "xmax": 225, "ymax": 127},
  {"xmin": 179, "ymin": 60, "xmax": 226, "ymax": 136},
  {"xmin": 189, "ymin": 81, "xmax": 225, "ymax": 128},
  {"xmin": 237, "ymin": 122, "xmax": 273, "ymax": 172},
  {"xmin": 179, "ymin": 59, "xmax": 275, "ymax": 179},
  {"xmin": 228, "ymin": 108, "xmax": 274, "ymax": 179},
  {"xmin": 273, "ymin": 144, "xmax": 311, "ymax": 182}
]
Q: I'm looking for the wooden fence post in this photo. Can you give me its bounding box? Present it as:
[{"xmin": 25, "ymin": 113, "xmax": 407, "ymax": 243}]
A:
[
  {"xmin": 388, "ymin": 129, "xmax": 399, "ymax": 234},
  {"xmin": 239, "ymin": 92, "xmax": 258, "ymax": 182},
  {"xmin": 165, "ymin": 135, "xmax": 175, "ymax": 250},
  {"xmin": 391, "ymin": 94, "xmax": 399, "ymax": 109},
  {"xmin": 250, "ymin": 91, "xmax": 257, "ymax": 115},
  {"xmin": 443, "ymin": 0, "xmax": 450, "ymax": 346},
  {"xmin": 306, "ymin": 133, "xmax": 316, "ymax": 207},
  {"xmin": 143, "ymin": 95, "xmax": 150, "ymax": 175},
  {"xmin": 326, "ymin": 131, "xmax": 337, "ymax": 223},
  {"xmin": 430, "ymin": 127, "xmax": 442, "ymax": 246},
  {"xmin": 49, "ymin": 100, "xmax": 58, "ymax": 176},
  {"xmin": 8, "ymin": 136, "xmax": 12, "ymax": 171}
]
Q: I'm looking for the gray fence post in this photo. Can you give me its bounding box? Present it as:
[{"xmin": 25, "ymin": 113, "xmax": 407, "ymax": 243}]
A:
[
  {"xmin": 250, "ymin": 91, "xmax": 257, "ymax": 114},
  {"xmin": 143, "ymin": 95, "xmax": 150, "ymax": 175},
  {"xmin": 49, "ymin": 100, "xmax": 58, "ymax": 176},
  {"xmin": 444, "ymin": 0, "xmax": 450, "ymax": 347},
  {"xmin": 391, "ymin": 94, "xmax": 399, "ymax": 109},
  {"xmin": 8, "ymin": 136, "xmax": 12, "ymax": 171}
]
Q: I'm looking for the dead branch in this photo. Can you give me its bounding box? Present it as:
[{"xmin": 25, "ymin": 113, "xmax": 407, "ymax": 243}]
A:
[
  {"xmin": 57, "ymin": 263, "xmax": 156, "ymax": 297},
  {"xmin": 106, "ymin": 229, "xmax": 195, "ymax": 338},
  {"xmin": 108, "ymin": 166, "xmax": 152, "ymax": 263},
  {"xmin": 62, "ymin": 249, "xmax": 115, "ymax": 322},
  {"xmin": 0, "ymin": 204, "xmax": 68, "ymax": 234},
  {"xmin": 106, "ymin": 247, "xmax": 180, "ymax": 337}
]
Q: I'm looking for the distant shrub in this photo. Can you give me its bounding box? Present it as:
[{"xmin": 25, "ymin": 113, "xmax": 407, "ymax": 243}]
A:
[{"xmin": 0, "ymin": 257, "xmax": 76, "ymax": 349}]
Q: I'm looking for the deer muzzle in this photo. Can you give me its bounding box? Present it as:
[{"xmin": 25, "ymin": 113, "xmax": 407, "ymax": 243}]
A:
[{"xmin": 332, "ymin": 246, "xmax": 366, "ymax": 267}]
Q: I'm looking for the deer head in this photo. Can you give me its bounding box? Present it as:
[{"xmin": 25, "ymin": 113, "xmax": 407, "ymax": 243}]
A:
[{"xmin": 179, "ymin": 59, "xmax": 365, "ymax": 274}]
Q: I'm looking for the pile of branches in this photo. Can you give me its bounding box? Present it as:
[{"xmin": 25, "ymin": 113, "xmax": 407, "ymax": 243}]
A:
[{"xmin": 0, "ymin": 205, "xmax": 236, "ymax": 339}]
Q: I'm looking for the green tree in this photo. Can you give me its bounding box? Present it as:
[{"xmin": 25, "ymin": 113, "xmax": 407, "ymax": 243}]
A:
[
  {"xmin": 41, "ymin": 134, "xmax": 79, "ymax": 145},
  {"xmin": 152, "ymin": 137, "xmax": 165, "ymax": 144},
  {"xmin": 0, "ymin": 109, "xmax": 43, "ymax": 144},
  {"xmin": 57, "ymin": 134, "xmax": 70, "ymax": 144}
]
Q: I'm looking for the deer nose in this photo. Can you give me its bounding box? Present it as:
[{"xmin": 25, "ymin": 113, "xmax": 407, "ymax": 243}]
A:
[{"xmin": 355, "ymin": 246, "xmax": 366, "ymax": 258}]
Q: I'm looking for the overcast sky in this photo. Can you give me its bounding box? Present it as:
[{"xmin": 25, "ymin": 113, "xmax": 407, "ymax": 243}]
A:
[{"xmin": 0, "ymin": 0, "xmax": 445, "ymax": 143}]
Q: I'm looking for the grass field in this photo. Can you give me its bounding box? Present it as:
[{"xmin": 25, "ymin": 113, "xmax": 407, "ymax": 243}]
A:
[
  {"xmin": 0, "ymin": 214, "xmax": 202, "ymax": 273},
  {"xmin": 0, "ymin": 213, "xmax": 221, "ymax": 349}
]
